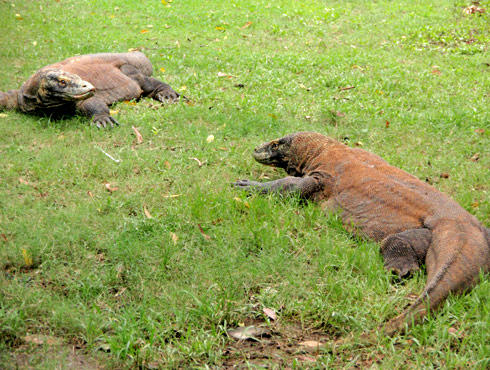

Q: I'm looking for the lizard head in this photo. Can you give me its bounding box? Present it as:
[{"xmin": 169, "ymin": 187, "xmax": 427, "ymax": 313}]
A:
[
  {"xmin": 37, "ymin": 69, "xmax": 95, "ymax": 102},
  {"xmin": 253, "ymin": 132, "xmax": 334, "ymax": 176}
]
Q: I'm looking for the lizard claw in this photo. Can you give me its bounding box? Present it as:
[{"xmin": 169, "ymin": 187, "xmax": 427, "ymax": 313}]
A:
[{"xmin": 92, "ymin": 115, "xmax": 120, "ymax": 129}]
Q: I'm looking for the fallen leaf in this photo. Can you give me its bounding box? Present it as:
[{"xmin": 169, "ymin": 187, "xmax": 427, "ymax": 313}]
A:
[
  {"xmin": 104, "ymin": 183, "xmax": 118, "ymax": 192},
  {"xmin": 440, "ymin": 172, "xmax": 449, "ymax": 179},
  {"xmin": 241, "ymin": 21, "xmax": 252, "ymax": 29},
  {"xmin": 234, "ymin": 197, "xmax": 250, "ymax": 209},
  {"xmin": 339, "ymin": 85, "xmax": 355, "ymax": 91},
  {"xmin": 470, "ymin": 153, "xmax": 480, "ymax": 161},
  {"xmin": 15, "ymin": 13, "xmax": 23, "ymax": 20},
  {"xmin": 305, "ymin": 115, "xmax": 312, "ymax": 119},
  {"xmin": 164, "ymin": 160, "xmax": 171, "ymax": 169},
  {"xmin": 161, "ymin": 0, "xmax": 167, "ymax": 4},
  {"xmin": 140, "ymin": 29, "xmax": 149, "ymax": 34},
  {"xmin": 463, "ymin": 5, "xmax": 485, "ymax": 14},
  {"xmin": 217, "ymin": 71, "xmax": 235, "ymax": 78},
  {"xmin": 170, "ymin": 232, "xmax": 178, "ymax": 244},
  {"xmin": 159, "ymin": 67, "xmax": 165, "ymax": 73},
  {"xmin": 128, "ymin": 47, "xmax": 141, "ymax": 52},
  {"xmin": 206, "ymin": 134, "xmax": 215, "ymax": 143},
  {"xmin": 431, "ymin": 68, "xmax": 441, "ymax": 75},
  {"xmin": 197, "ymin": 224, "xmax": 211, "ymax": 240},
  {"xmin": 87, "ymin": 191, "xmax": 94, "ymax": 199},
  {"xmin": 143, "ymin": 206, "xmax": 152, "ymax": 219},
  {"xmin": 123, "ymin": 100, "xmax": 137, "ymax": 106},
  {"xmin": 354, "ymin": 141, "xmax": 363, "ymax": 147},
  {"xmin": 132, "ymin": 126, "xmax": 143, "ymax": 144},
  {"xmin": 263, "ymin": 307, "xmax": 277, "ymax": 321},
  {"xmin": 299, "ymin": 340, "xmax": 323, "ymax": 350},
  {"xmin": 215, "ymin": 26, "xmax": 225, "ymax": 31},
  {"xmin": 228, "ymin": 326, "xmax": 269, "ymax": 341},
  {"xmin": 0, "ymin": 113, "xmax": 8, "ymax": 118},
  {"xmin": 297, "ymin": 355, "xmax": 317, "ymax": 362},
  {"xmin": 109, "ymin": 109, "xmax": 119, "ymax": 115},
  {"xmin": 474, "ymin": 128, "xmax": 485, "ymax": 134},
  {"xmin": 471, "ymin": 201, "xmax": 479, "ymax": 208},
  {"xmin": 1, "ymin": 234, "xmax": 7, "ymax": 242},
  {"xmin": 190, "ymin": 157, "xmax": 203, "ymax": 167},
  {"xmin": 162, "ymin": 194, "xmax": 182, "ymax": 198},
  {"xmin": 21, "ymin": 248, "xmax": 33, "ymax": 267},
  {"xmin": 23, "ymin": 335, "xmax": 62, "ymax": 346},
  {"xmin": 18, "ymin": 178, "xmax": 30, "ymax": 186},
  {"xmin": 385, "ymin": 120, "xmax": 390, "ymax": 128}
]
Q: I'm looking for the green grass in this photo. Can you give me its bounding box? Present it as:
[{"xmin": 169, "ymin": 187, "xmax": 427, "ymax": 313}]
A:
[{"xmin": 0, "ymin": 0, "xmax": 489, "ymax": 367}]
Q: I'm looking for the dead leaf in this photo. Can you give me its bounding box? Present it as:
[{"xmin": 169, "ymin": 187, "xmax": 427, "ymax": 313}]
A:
[
  {"xmin": 140, "ymin": 29, "xmax": 149, "ymax": 34},
  {"xmin": 339, "ymin": 85, "xmax": 355, "ymax": 91},
  {"xmin": 115, "ymin": 287, "xmax": 127, "ymax": 297},
  {"xmin": 440, "ymin": 172, "xmax": 449, "ymax": 179},
  {"xmin": 164, "ymin": 160, "xmax": 171, "ymax": 169},
  {"xmin": 431, "ymin": 68, "xmax": 441, "ymax": 75},
  {"xmin": 217, "ymin": 72, "xmax": 235, "ymax": 78},
  {"xmin": 1, "ymin": 234, "xmax": 7, "ymax": 242},
  {"xmin": 241, "ymin": 21, "xmax": 252, "ymax": 29},
  {"xmin": 385, "ymin": 120, "xmax": 390, "ymax": 128},
  {"xmin": 197, "ymin": 224, "xmax": 211, "ymax": 240},
  {"xmin": 263, "ymin": 307, "xmax": 277, "ymax": 321},
  {"xmin": 123, "ymin": 100, "xmax": 137, "ymax": 106},
  {"xmin": 0, "ymin": 113, "xmax": 8, "ymax": 118},
  {"xmin": 15, "ymin": 13, "xmax": 23, "ymax": 20},
  {"xmin": 234, "ymin": 197, "xmax": 250, "ymax": 209},
  {"xmin": 104, "ymin": 183, "xmax": 118, "ymax": 192},
  {"xmin": 132, "ymin": 126, "xmax": 143, "ymax": 144},
  {"xmin": 128, "ymin": 47, "xmax": 141, "ymax": 52},
  {"xmin": 143, "ymin": 206, "xmax": 152, "ymax": 219},
  {"xmin": 470, "ymin": 153, "xmax": 480, "ymax": 161},
  {"xmin": 215, "ymin": 26, "xmax": 225, "ymax": 31},
  {"xmin": 227, "ymin": 326, "xmax": 269, "ymax": 341},
  {"xmin": 23, "ymin": 335, "xmax": 62, "ymax": 346},
  {"xmin": 471, "ymin": 201, "xmax": 479, "ymax": 208},
  {"xmin": 21, "ymin": 248, "xmax": 33, "ymax": 267},
  {"xmin": 170, "ymin": 232, "xmax": 178, "ymax": 244},
  {"xmin": 463, "ymin": 5, "xmax": 485, "ymax": 14},
  {"xmin": 162, "ymin": 194, "xmax": 182, "ymax": 198},
  {"xmin": 109, "ymin": 109, "xmax": 119, "ymax": 115},
  {"xmin": 87, "ymin": 191, "xmax": 94, "ymax": 199},
  {"xmin": 299, "ymin": 340, "xmax": 323, "ymax": 350},
  {"xmin": 190, "ymin": 157, "xmax": 203, "ymax": 167},
  {"xmin": 159, "ymin": 67, "xmax": 165, "ymax": 73},
  {"xmin": 18, "ymin": 178, "xmax": 30, "ymax": 186},
  {"xmin": 474, "ymin": 128, "xmax": 485, "ymax": 134},
  {"xmin": 206, "ymin": 134, "xmax": 215, "ymax": 143}
]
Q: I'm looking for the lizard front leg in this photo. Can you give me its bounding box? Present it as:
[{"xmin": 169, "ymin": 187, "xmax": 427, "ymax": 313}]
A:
[
  {"xmin": 76, "ymin": 97, "xmax": 119, "ymax": 128},
  {"xmin": 120, "ymin": 64, "xmax": 180, "ymax": 103},
  {"xmin": 234, "ymin": 176, "xmax": 323, "ymax": 199}
]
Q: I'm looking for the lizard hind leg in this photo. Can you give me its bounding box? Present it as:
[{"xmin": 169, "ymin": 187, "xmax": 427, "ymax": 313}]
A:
[{"xmin": 380, "ymin": 228, "xmax": 432, "ymax": 277}]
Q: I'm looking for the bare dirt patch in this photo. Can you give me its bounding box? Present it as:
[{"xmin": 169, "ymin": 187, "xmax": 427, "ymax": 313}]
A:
[{"xmin": 222, "ymin": 319, "xmax": 333, "ymax": 368}]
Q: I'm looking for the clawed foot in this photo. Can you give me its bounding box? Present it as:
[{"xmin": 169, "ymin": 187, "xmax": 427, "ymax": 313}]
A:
[
  {"xmin": 92, "ymin": 115, "xmax": 120, "ymax": 129},
  {"xmin": 384, "ymin": 260, "xmax": 419, "ymax": 278},
  {"xmin": 155, "ymin": 86, "xmax": 180, "ymax": 103},
  {"xmin": 233, "ymin": 179, "xmax": 262, "ymax": 192}
]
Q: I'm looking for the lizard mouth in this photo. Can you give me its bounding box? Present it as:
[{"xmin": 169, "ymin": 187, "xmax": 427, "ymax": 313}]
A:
[{"xmin": 69, "ymin": 89, "xmax": 95, "ymax": 100}]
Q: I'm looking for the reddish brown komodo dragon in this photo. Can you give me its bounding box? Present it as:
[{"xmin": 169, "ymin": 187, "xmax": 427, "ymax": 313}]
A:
[
  {"xmin": 0, "ymin": 52, "xmax": 179, "ymax": 128},
  {"xmin": 234, "ymin": 132, "xmax": 489, "ymax": 335}
]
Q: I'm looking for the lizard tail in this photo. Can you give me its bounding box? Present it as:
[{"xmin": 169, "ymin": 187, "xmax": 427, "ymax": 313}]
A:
[
  {"xmin": 0, "ymin": 89, "xmax": 20, "ymax": 110},
  {"xmin": 383, "ymin": 219, "xmax": 489, "ymax": 336}
]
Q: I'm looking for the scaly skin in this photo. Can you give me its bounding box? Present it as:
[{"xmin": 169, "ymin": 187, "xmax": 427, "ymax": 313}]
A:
[
  {"xmin": 0, "ymin": 52, "xmax": 179, "ymax": 128},
  {"xmin": 234, "ymin": 132, "xmax": 489, "ymax": 335}
]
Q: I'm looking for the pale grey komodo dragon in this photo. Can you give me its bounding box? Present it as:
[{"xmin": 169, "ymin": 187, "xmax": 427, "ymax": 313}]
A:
[
  {"xmin": 0, "ymin": 52, "xmax": 179, "ymax": 128},
  {"xmin": 234, "ymin": 132, "xmax": 489, "ymax": 335}
]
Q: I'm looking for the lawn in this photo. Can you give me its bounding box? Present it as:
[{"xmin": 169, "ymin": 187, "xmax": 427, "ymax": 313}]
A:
[{"xmin": 0, "ymin": 0, "xmax": 488, "ymax": 368}]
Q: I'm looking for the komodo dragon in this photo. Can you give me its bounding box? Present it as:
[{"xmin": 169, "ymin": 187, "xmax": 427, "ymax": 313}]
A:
[
  {"xmin": 0, "ymin": 52, "xmax": 179, "ymax": 128},
  {"xmin": 234, "ymin": 131, "xmax": 489, "ymax": 335}
]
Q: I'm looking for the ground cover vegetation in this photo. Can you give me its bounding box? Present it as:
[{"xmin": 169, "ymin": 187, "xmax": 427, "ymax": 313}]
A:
[{"xmin": 0, "ymin": 0, "xmax": 488, "ymax": 368}]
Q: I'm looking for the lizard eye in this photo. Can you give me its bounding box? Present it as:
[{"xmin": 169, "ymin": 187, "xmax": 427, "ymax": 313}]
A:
[
  {"xmin": 59, "ymin": 79, "xmax": 67, "ymax": 87},
  {"xmin": 271, "ymin": 142, "xmax": 279, "ymax": 150}
]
